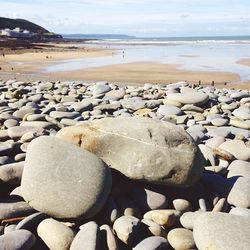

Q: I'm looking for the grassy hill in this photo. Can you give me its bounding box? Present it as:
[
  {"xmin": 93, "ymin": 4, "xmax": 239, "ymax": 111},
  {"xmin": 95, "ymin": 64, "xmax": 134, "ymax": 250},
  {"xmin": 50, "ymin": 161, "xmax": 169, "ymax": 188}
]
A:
[{"xmin": 0, "ymin": 17, "xmax": 49, "ymax": 34}]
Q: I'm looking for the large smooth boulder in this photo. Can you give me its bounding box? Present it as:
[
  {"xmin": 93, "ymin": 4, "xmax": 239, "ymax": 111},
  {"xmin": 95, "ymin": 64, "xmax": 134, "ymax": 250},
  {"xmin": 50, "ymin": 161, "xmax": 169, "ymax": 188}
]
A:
[
  {"xmin": 21, "ymin": 136, "xmax": 111, "ymax": 219},
  {"xmin": 193, "ymin": 212, "xmax": 250, "ymax": 250},
  {"xmin": 57, "ymin": 117, "xmax": 204, "ymax": 187}
]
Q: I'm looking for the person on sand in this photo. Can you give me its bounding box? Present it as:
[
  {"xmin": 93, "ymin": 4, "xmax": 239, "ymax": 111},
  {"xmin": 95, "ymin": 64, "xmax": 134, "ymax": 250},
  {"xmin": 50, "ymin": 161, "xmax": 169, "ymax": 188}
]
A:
[{"xmin": 2, "ymin": 53, "xmax": 5, "ymax": 58}]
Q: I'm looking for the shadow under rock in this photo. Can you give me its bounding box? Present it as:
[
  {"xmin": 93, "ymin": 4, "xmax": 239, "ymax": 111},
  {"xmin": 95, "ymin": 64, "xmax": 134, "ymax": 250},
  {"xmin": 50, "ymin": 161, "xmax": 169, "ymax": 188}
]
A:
[{"xmin": 202, "ymin": 173, "xmax": 239, "ymax": 197}]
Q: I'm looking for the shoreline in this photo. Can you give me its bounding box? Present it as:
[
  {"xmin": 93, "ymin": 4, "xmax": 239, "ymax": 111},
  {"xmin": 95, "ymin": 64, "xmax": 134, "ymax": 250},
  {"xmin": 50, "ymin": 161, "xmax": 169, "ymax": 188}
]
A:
[{"xmin": 0, "ymin": 41, "xmax": 249, "ymax": 90}]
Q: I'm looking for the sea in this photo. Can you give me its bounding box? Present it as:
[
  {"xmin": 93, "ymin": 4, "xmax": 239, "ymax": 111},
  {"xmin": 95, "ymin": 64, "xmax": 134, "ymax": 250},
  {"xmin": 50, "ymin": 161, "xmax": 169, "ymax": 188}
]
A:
[{"xmin": 45, "ymin": 36, "xmax": 250, "ymax": 83}]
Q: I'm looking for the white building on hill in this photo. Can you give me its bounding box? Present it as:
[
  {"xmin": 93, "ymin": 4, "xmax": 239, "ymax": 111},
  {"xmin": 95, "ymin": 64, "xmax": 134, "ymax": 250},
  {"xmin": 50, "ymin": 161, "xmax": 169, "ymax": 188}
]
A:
[{"xmin": 0, "ymin": 27, "xmax": 33, "ymax": 38}]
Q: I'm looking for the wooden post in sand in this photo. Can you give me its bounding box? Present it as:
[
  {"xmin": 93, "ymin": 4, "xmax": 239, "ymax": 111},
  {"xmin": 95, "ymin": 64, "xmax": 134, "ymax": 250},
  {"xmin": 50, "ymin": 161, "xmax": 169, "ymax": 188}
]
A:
[
  {"xmin": 198, "ymin": 80, "xmax": 201, "ymax": 86},
  {"xmin": 212, "ymin": 81, "xmax": 215, "ymax": 86}
]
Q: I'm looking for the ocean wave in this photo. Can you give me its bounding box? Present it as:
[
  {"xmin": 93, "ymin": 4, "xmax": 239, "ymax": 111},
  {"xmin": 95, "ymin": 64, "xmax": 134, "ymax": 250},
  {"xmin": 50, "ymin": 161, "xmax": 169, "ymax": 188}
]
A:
[{"xmin": 86, "ymin": 39, "xmax": 250, "ymax": 46}]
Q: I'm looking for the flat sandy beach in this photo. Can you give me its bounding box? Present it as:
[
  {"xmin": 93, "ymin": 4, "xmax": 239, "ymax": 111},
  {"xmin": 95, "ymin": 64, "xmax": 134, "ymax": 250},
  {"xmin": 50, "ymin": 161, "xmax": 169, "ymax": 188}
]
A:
[
  {"xmin": 0, "ymin": 42, "xmax": 248, "ymax": 88},
  {"xmin": 50, "ymin": 62, "xmax": 240, "ymax": 85},
  {"xmin": 237, "ymin": 58, "xmax": 250, "ymax": 67}
]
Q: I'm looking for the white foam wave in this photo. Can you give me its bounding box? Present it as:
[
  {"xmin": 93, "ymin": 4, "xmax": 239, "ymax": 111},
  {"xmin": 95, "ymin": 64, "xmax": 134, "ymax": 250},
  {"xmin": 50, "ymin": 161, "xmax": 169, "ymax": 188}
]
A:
[{"xmin": 86, "ymin": 39, "xmax": 250, "ymax": 46}]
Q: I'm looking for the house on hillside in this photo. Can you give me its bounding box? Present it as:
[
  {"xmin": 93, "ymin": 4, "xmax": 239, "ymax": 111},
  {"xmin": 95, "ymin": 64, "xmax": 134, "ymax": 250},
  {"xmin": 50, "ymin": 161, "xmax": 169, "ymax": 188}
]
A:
[{"xmin": 0, "ymin": 27, "xmax": 33, "ymax": 38}]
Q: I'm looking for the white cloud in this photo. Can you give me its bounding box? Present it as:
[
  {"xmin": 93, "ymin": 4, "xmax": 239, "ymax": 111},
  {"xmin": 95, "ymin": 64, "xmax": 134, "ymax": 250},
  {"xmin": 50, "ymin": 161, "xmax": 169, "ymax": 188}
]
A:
[{"xmin": 0, "ymin": 0, "xmax": 249, "ymax": 36}]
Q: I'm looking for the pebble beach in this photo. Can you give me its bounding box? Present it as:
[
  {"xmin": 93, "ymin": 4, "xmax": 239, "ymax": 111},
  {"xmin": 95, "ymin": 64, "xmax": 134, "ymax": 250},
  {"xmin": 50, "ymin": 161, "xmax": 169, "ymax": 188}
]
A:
[{"xmin": 0, "ymin": 79, "xmax": 249, "ymax": 249}]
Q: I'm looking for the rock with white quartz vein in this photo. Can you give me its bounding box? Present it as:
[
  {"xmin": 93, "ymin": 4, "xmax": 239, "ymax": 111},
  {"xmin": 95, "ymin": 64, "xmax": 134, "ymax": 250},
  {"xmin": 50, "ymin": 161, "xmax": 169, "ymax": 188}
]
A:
[{"xmin": 57, "ymin": 117, "xmax": 204, "ymax": 187}]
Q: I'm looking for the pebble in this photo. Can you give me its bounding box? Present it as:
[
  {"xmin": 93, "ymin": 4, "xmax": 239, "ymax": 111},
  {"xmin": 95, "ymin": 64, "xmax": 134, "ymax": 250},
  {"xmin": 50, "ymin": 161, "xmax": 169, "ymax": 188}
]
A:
[
  {"xmin": 181, "ymin": 104, "xmax": 204, "ymax": 113},
  {"xmin": 141, "ymin": 219, "xmax": 167, "ymax": 237},
  {"xmin": 133, "ymin": 236, "xmax": 168, "ymax": 250},
  {"xmin": 230, "ymin": 91, "xmax": 250, "ymax": 100},
  {"xmin": 8, "ymin": 126, "xmax": 44, "ymax": 140},
  {"xmin": 230, "ymin": 118, "xmax": 250, "ymax": 129},
  {"xmin": 205, "ymin": 136, "xmax": 225, "ymax": 149},
  {"xmin": 92, "ymin": 84, "xmax": 111, "ymax": 95},
  {"xmin": 198, "ymin": 144, "xmax": 216, "ymax": 166},
  {"xmin": 70, "ymin": 100, "xmax": 93, "ymax": 112},
  {"xmin": 26, "ymin": 114, "xmax": 46, "ymax": 121},
  {"xmin": 37, "ymin": 218, "xmax": 75, "ymax": 250},
  {"xmin": 49, "ymin": 111, "xmax": 80, "ymax": 120},
  {"xmin": 0, "ymin": 229, "xmax": 36, "ymax": 249},
  {"xmin": 211, "ymin": 117, "xmax": 228, "ymax": 126},
  {"xmin": 221, "ymin": 102, "xmax": 238, "ymax": 110},
  {"xmin": 100, "ymin": 224, "xmax": 119, "ymax": 250},
  {"xmin": 70, "ymin": 221, "xmax": 100, "ymax": 250},
  {"xmin": 167, "ymin": 88, "xmax": 209, "ymax": 106},
  {"xmin": 167, "ymin": 228, "xmax": 195, "ymax": 250},
  {"xmin": 0, "ymin": 201, "xmax": 34, "ymax": 220},
  {"xmin": 186, "ymin": 125, "xmax": 206, "ymax": 141},
  {"xmin": 113, "ymin": 215, "xmax": 140, "ymax": 246},
  {"xmin": 227, "ymin": 177, "xmax": 250, "ymax": 208},
  {"xmin": 116, "ymin": 197, "xmax": 141, "ymax": 218},
  {"xmin": 219, "ymin": 139, "xmax": 250, "ymax": 161},
  {"xmin": 229, "ymin": 207, "xmax": 250, "ymax": 217},
  {"xmin": 0, "ymin": 80, "xmax": 248, "ymax": 249},
  {"xmin": 4, "ymin": 118, "xmax": 19, "ymax": 128},
  {"xmin": 227, "ymin": 160, "xmax": 250, "ymax": 178},
  {"xmin": 104, "ymin": 88, "xmax": 125, "ymax": 101},
  {"xmin": 212, "ymin": 198, "xmax": 228, "ymax": 212},
  {"xmin": 100, "ymin": 196, "xmax": 120, "ymax": 224},
  {"xmin": 180, "ymin": 211, "xmax": 204, "ymax": 230},
  {"xmin": 173, "ymin": 199, "xmax": 192, "ymax": 213},
  {"xmin": 157, "ymin": 105, "xmax": 182, "ymax": 116},
  {"xmin": 233, "ymin": 107, "xmax": 250, "ymax": 120},
  {"xmin": 193, "ymin": 212, "xmax": 250, "ymax": 250},
  {"xmin": 0, "ymin": 142, "xmax": 13, "ymax": 156},
  {"xmin": 143, "ymin": 209, "xmax": 180, "ymax": 227},
  {"xmin": 0, "ymin": 161, "xmax": 24, "ymax": 185},
  {"xmin": 0, "ymin": 155, "xmax": 13, "ymax": 165},
  {"xmin": 16, "ymin": 212, "xmax": 46, "ymax": 230},
  {"xmin": 120, "ymin": 99, "xmax": 147, "ymax": 111},
  {"xmin": 130, "ymin": 187, "xmax": 168, "ymax": 211}
]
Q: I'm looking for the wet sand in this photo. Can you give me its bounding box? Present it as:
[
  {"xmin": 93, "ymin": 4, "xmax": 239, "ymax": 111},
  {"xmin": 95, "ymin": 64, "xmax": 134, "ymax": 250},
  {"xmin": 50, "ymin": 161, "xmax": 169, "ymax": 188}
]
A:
[
  {"xmin": 0, "ymin": 47, "xmax": 114, "ymax": 77},
  {"xmin": 50, "ymin": 63, "xmax": 240, "ymax": 85},
  {"xmin": 0, "ymin": 45, "xmax": 245, "ymax": 87},
  {"xmin": 2, "ymin": 48, "xmax": 111, "ymax": 62},
  {"xmin": 237, "ymin": 58, "xmax": 250, "ymax": 67}
]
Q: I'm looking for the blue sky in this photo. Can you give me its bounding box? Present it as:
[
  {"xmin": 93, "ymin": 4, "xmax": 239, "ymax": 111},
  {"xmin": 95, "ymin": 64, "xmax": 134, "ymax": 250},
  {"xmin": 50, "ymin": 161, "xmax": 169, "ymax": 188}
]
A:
[{"xmin": 0, "ymin": 0, "xmax": 250, "ymax": 37}]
